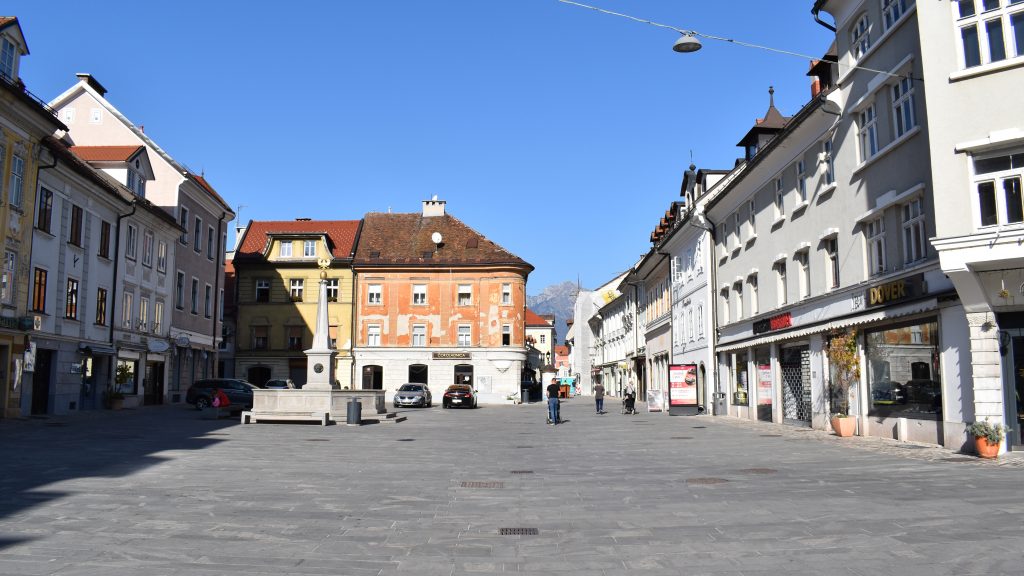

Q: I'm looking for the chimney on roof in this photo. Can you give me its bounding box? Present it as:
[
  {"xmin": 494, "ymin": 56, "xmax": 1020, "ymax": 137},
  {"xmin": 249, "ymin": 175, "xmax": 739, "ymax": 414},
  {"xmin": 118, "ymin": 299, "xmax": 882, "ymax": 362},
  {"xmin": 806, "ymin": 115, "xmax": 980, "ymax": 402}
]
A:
[
  {"xmin": 76, "ymin": 73, "xmax": 107, "ymax": 97},
  {"xmin": 422, "ymin": 195, "xmax": 446, "ymax": 217}
]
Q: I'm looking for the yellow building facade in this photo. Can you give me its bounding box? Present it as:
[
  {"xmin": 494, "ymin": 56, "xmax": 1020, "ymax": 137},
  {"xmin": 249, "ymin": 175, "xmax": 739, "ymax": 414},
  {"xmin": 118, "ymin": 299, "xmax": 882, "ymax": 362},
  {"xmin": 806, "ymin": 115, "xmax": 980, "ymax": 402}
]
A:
[{"xmin": 232, "ymin": 220, "xmax": 361, "ymax": 388}]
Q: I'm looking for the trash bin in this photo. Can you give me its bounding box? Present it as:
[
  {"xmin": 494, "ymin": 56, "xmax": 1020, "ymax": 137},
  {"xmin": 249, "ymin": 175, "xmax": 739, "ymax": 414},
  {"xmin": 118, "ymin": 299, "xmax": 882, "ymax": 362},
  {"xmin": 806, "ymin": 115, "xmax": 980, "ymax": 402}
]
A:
[
  {"xmin": 346, "ymin": 397, "xmax": 362, "ymax": 426},
  {"xmin": 713, "ymin": 392, "xmax": 727, "ymax": 416}
]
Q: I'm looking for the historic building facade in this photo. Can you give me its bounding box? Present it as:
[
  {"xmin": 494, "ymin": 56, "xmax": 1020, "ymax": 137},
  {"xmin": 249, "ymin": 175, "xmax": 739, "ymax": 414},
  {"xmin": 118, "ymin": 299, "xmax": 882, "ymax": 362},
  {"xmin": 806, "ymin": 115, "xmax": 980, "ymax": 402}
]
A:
[{"xmin": 351, "ymin": 198, "xmax": 533, "ymax": 404}]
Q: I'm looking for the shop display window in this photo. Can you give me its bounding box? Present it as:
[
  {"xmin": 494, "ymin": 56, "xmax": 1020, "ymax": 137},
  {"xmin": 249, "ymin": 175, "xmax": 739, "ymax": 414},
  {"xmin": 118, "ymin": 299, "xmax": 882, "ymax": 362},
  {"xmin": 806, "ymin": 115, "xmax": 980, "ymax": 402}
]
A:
[{"xmin": 865, "ymin": 319, "xmax": 941, "ymax": 420}]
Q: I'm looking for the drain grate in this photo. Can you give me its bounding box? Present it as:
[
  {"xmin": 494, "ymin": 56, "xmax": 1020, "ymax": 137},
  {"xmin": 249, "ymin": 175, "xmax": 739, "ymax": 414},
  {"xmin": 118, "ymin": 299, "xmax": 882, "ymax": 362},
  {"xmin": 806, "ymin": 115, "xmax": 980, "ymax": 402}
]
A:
[
  {"xmin": 500, "ymin": 527, "xmax": 539, "ymax": 536},
  {"xmin": 739, "ymin": 468, "xmax": 778, "ymax": 475},
  {"xmin": 759, "ymin": 434, "xmax": 783, "ymax": 437},
  {"xmin": 461, "ymin": 481, "xmax": 505, "ymax": 489},
  {"xmin": 396, "ymin": 438, "xmax": 416, "ymax": 442},
  {"xmin": 305, "ymin": 439, "xmax": 329, "ymax": 442},
  {"xmin": 686, "ymin": 477, "xmax": 729, "ymax": 485},
  {"xmin": 510, "ymin": 470, "xmax": 534, "ymax": 474},
  {"xmin": 671, "ymin": 436, "xmax": 694, "ymax": 440}
]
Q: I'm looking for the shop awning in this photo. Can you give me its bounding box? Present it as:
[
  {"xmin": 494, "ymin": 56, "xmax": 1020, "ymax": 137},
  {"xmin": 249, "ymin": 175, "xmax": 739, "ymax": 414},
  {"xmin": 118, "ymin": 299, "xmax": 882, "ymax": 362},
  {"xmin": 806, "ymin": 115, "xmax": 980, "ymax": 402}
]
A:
[
  {"xmin": 716, "ymin": 297, "xmax": 938, "ymax": 353},
  {"xmin": 79, "ymin": 343, "xmax": 116, "ymax": 355}
]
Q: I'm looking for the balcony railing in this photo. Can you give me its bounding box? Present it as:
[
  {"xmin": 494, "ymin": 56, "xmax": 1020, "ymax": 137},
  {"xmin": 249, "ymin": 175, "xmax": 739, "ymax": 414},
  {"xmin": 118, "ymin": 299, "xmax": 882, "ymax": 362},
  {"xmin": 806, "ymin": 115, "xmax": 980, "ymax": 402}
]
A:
[{"xmin": 0, "ymin": 72, "xmax": 60, "ymax": 118}]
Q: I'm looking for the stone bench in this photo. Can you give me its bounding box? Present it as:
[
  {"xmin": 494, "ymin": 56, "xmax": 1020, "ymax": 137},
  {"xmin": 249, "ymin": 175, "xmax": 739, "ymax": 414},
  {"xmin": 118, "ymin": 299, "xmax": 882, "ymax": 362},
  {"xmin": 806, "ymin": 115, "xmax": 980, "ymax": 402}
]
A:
[{"xmin": 241, "ymin": 410, "xmax": 330, "ymax": 426}]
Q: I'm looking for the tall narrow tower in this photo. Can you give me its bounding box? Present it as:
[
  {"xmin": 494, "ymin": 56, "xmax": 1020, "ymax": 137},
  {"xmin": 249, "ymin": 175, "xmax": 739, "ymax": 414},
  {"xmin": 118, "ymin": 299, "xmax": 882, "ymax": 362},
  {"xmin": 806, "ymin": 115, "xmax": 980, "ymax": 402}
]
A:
[{"xmin": 304, "ymin": 257, "xmax": 337, "ymax": 390}]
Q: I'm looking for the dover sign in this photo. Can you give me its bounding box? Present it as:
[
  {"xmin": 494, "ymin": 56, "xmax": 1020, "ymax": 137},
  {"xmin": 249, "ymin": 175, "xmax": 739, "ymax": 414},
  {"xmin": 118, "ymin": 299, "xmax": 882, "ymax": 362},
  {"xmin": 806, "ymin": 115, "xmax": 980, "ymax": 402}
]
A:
[{"xmin": 865, "ymin": 274, "xmax": 924, "ymax": 308}]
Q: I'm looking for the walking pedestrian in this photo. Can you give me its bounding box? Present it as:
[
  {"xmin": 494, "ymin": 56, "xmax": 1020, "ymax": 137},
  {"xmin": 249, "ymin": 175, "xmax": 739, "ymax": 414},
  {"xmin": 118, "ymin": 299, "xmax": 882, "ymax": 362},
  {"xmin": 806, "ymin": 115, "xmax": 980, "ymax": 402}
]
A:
[
  {"xmin": 546, "ymin": 378, "xmax": 561, "ymax": 425},
  {"xmin": 594, "ymin": 382, "xmax": 605, "ymax": 414}
]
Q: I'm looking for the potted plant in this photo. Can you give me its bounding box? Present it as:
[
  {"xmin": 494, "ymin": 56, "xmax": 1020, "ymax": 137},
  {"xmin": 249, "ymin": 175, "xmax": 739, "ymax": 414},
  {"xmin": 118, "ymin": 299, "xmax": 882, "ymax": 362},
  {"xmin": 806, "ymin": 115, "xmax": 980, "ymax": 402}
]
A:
[
  {"xmin": 966, "ymin": 420, "xmax": 1007, "ymax": 459},
  {"xmin": 107, "ymin": 362, "xmax": 133, "ymax": 410},
  {"xmin": 826, "ymin": 330, "xmax": 859, "ymax": 437}
]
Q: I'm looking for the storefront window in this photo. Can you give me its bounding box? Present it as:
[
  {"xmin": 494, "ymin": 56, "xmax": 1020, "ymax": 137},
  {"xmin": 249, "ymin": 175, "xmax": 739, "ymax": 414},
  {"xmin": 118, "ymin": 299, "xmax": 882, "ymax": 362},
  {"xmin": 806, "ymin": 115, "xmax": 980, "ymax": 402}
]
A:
[
  {"xmin": 866, "ymin": 319, "xmax": 941, "ymax": 420},
  {"xmin": 755, "ymin": 349, "xmax": 772, "ymax": 421},
  {"xmin": 734, "ymin": 353, "xmax": 749, "ymax": 405}
]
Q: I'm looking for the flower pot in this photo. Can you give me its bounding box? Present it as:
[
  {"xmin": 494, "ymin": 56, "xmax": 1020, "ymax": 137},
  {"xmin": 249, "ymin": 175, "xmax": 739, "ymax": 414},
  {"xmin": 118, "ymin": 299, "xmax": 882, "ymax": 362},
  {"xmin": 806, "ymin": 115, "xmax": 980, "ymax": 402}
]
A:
[
  {"xmin": 109, "ymin": 397, "xmax": 124, "ymax": 410},
  {"xmin": 831, "ymin": 416, "xmax": 856, "ymax": 437},
  {"xmin": 974, "ymin": 436, "xmax": 1000, "ymax": 459}
]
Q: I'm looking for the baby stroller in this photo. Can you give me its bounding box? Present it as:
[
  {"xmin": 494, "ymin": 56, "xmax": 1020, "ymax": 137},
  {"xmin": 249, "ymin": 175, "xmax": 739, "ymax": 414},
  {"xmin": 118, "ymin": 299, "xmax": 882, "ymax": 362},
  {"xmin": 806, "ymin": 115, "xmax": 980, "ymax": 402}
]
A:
[
  {"xmin": 546, "ymin": 399, "xmax": 562, "ymax": 425},
  {"xmin": 621, "ymin": 392, "xmax": 638, "ymax": 415}
]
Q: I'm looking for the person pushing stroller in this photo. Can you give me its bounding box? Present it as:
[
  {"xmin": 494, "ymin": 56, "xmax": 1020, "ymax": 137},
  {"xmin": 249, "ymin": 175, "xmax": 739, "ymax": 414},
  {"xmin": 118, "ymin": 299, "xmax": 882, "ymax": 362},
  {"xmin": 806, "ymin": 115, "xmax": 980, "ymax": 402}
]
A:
[{"xmin": 622, "ymin": 386, "xmax": 638, "ymax": 415}]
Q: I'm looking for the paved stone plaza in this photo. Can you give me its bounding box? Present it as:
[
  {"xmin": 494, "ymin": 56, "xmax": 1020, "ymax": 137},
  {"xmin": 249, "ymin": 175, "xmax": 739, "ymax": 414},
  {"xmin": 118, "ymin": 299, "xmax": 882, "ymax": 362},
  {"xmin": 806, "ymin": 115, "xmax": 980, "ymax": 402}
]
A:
[{"xmin": 2, "ymin": 399, "xmax": 1023, "ymax": 575}]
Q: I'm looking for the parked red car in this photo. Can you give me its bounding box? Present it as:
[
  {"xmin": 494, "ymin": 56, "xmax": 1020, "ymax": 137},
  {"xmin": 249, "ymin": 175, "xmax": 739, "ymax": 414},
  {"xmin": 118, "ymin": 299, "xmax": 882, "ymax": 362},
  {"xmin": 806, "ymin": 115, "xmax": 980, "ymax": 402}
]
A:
[{"xmin": 442, "ymin": 384, "xmax": 477, "ymax": 409}]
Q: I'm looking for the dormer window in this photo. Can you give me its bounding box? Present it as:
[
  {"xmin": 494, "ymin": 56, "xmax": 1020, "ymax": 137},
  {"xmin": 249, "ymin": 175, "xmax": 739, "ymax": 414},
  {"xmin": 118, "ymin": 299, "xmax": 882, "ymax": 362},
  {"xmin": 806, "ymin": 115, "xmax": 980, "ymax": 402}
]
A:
[
  {"xmin": 745, "ymin": 144, "xmax": 758, "ymax": 160},
  {"xmin": 0, "ymin": 38, "xmax": 16, "ymax": 81}
]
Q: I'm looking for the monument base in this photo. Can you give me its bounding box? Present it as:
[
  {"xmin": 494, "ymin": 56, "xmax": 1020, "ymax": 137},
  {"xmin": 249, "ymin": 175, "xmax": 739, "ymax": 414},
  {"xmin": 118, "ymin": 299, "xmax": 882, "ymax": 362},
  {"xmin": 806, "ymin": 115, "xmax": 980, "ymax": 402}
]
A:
[{"xmin": 245, "ymin": 389, "xmax": 402, "ymax": 425}]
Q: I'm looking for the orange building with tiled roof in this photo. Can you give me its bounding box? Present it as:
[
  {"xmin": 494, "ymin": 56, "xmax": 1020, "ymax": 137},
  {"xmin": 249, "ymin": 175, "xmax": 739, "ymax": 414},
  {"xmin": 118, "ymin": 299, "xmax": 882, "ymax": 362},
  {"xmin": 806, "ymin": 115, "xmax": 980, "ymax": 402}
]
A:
[
  {"xmin": 232, "ymin": 219, "xmax": 362, "ymax": 388},
  {"xmin": 352, "ymin": 198, "xmax": 533, "ymax": 402}
]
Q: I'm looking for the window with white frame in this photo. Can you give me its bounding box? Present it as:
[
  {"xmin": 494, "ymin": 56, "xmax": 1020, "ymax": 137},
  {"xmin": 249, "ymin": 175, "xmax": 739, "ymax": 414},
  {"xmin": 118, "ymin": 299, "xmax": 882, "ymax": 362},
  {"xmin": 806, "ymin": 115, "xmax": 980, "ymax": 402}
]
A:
[
  {"xmin": 859, "ymin": 105, "xmax": 879, "ymax": 161},
  {"xmin": 125, "ymin": 224, "xmax": 137, "ymax": 260},
  {"xmin": 368, "ymin": 283, "xmax": 382, "ymax": 304},
  {"xmin": 255, "ymin": 278, "xmax": 270, "ymax": 302},
  {"xmin": 957, "ymin": 0, "xmax": 1024, "ymax": 68},
  {"xmin": 139, "ymin": 297, "xmax": 148, "ymax": 331},
  {"xmin": 502, "ymin": 283, "xmax": 512, "ymax": 305},
  {"xmin": 775, "ymin": 177, "xmax": 785, "ymax": 217},
  {"xmin": 720, "ymin": 289, "xmax": 730, "ymax": 324},
  {"xmin": 204, "ymin": 284, "xmax": 212, "ymax": 318},
  {"xmin": 303, "ymin": 240, "xmax": 316, "ymax": 257},
  {"xmin": 974, "ymin": 150, "xmax": 1024, "ymax": 226},
  {"xmin": 413, "ymin": 284, "xmax": 427, "ymax": 305},
  {"xmin": 688, "ymin": 308, "xmax": 696, "ymax": 342},
  {"xmin": 749, "ymin": 274, "xmax": 759, "ymax": 316},
  {"xmin": 851, "ymin": 13, "xmax": 872, "ymax": 59},
  {"xmin": 0, "ymin": 38, "xmax": 15, "ymax": 80},
  {"xmin": 748, "ymin": 199, "xmax": 756, "ymax": 236},
  {"xmin": 289, "ymin": 279, "xmax": 304, "ymax": 301},
  {"xmin": 207, "ymin": 225, "xmax": 215, "ymax": 259},
  {"xmin": 776, "ymin": 261, "xmax": 788, "ymax": 306},
  {"xmin": 142, "ymin": 231, "xmax": 154, "ymax": 267},
  {"xmin": 367, "ymin": 324, "xmax": 381, "ymax": 346},
  {"xmin": 733, "ymin": 282, "xmax": 744, "ymax": 320},
  {"xmin": 882, "ymin": 0, "xmax": 911, "ymax": 31},
  {"xmin": 123, "ymin": 292, "xmax": 133, "ymax": 328},
  {"xmin": 892, "ymin": 77, "xmax": 916, "ymax": 138},
  {"xmin": 157, "ymin": 241, "xmax": 167, "ymax": 273},
  {"xmin": 8, "ymin": 154, "xmax": 24, "ymax": 208},
  {"xmin": 179, "ymin": 206, "xmax": 189, "ymax": 244},
  {"xmin": 326, "ymin": 279, "xmax": 339, "ymax": 302},
  {"xmin": 902, "ymin": 197, "xmax": 927, "ymax": 263},
  {"xmin": 154, "ymin": 301, "xmax": 163, "ymax": 334},
  {"xmin": 65, "ymin": 278, "xmax": 79, "ymax": 320},
  {"xmin": 457, "ymin": 324, "xmax": 471, "ymax": 346},
  {"xmin": 502, "ymin": 324, "xmax": 511, "ymax": 346},
  {"xmin": 412, "ymin": 324, "xmax": 426, "ymax": 347},
  {"xmin": 457, "ymin": 284, "xmax": 472, "ymax": 306},
  {"xmin": 193, "ymin": 217, "xmax": 202, "ymax": 253},
  {"xmin": 798, "ymin": 251, "xmax": 811, "ymax": 299},
  {"xmin": 796, "ymin": 160, "xmax": 807, "ymax": 203},
  {"xmin": 95, "ymin": 287, "xmax": 107, "ymax": 326},
  {"xmin": 866, "ymin": 217, "xmax": 887, "ymax": 275},
  {"xmin": 279, "ymin": 241, "xmax": 292, "ymax": 258},
  {"xmin": 732, "ymin": 212, "xmax": 741, "ymax": 248},
  {"xmin": 720, "ymin": 220, "xmax": 730, "ymax": 258},
  {"xmin": 175, "ymin": 272, "xmax": 185, "ymax": 309},
  {"xmin": 825, "ymin": 238, "xmax": 840, "ymax": 289},
  {"xmin": 823, "ymin": 139, "xmax": 836, "ymax": 185}
]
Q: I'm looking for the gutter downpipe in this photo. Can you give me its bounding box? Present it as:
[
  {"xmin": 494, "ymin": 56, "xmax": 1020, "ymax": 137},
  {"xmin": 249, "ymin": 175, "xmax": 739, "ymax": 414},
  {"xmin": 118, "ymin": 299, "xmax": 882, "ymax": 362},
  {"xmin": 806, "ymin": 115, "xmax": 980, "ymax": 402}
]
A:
[
  {"xmin": 212, "ymin": 212, "xmax": 226, "ymax": 377},
  {"xmin": 811, "ymin": 6, "xmax": 838, "ymax": 32}
]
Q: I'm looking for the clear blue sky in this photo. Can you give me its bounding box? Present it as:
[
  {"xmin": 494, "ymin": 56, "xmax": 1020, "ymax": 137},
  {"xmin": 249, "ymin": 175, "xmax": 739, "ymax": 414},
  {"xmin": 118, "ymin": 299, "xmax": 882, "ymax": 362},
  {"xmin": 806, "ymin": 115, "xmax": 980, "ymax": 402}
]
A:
[{"xmin": 10, "ymin": 1, "xmax": 833, "ymax": 293}]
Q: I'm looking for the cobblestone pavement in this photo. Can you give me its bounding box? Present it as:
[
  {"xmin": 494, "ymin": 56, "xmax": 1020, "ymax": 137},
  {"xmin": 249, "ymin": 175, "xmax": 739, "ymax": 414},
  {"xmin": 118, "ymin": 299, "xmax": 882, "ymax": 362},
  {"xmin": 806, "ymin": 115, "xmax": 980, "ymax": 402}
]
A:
[{"xmin": 1, "ymin": 400, "xmax": 1023, "ymax": 575}]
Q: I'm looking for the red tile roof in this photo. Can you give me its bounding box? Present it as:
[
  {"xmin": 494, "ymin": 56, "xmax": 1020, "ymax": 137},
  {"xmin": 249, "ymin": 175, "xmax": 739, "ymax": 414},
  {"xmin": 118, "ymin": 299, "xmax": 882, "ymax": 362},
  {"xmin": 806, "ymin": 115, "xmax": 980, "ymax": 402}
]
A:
[
  {"xmin": 353, "ymin": 212, "xmax": 532, "ymax": 270},
  {"xmin": 69, "ymin": 145, "xmax": 144, "ymax": 162},
  {"xmin": 554, "ymin": 345, "xmax": 569, "ymax": 356},
  {"xmin": 235, "ymin": 220, "xmax": 361, "ymax": 260},
  {"xmin": 186, "ymin": 172, "xmax": 232, "ymax": 214},
  {"xmin": 525, "ymin": 308, "xmax": 552, "ymax": 327}
]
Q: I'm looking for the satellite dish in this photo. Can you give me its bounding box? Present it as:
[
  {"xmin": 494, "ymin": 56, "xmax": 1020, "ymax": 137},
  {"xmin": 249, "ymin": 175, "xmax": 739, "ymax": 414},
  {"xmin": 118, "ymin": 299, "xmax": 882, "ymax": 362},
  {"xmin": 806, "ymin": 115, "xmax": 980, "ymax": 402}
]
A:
[{"xmin": 431, "ymin": 232, "xmax": 443, "ymax": 245}]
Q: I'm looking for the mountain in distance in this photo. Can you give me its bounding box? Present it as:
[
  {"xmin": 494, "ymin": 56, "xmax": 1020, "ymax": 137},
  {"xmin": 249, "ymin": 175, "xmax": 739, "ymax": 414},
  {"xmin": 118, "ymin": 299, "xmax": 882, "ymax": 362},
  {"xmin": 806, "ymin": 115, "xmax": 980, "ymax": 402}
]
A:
[{"xmin": 527, "ymin": 281, "xmax": 579, "ymax": 345}]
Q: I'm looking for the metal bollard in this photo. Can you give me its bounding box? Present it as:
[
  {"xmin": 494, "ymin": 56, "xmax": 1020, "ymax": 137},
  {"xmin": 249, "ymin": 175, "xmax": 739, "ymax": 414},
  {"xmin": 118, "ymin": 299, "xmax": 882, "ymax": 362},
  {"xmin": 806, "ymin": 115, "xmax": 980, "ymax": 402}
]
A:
[{"xmin": 346, "ymin": 397, "xmax": 362, "ymax": 426}]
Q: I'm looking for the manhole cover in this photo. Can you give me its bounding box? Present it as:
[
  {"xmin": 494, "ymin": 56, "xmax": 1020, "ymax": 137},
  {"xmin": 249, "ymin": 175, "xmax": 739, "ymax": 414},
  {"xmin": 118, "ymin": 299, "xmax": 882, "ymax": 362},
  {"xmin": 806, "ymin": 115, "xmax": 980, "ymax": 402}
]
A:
[
  {"xmin": 305, "ymin": 439, "xmax": 329, "ymax": 442},
  {"xmin": 396, "ymin": 438, "xmax": 415, "ymax": 442},
  {"xmin": 671, "ymin": 436, "xmax": 694, "ymax": 440},
  {"xmin": 686, "ymin": 477, "xmax": 729, "ymax": 485},
  {"xmin": 515, "ymin": 446, "xmax": 534, "ymax": 449},
  {"xmin": 759, "ymin": 434, "xmax": 782, "ymax": 437},
  {"xmin": 510, "ymin": 470, "xmax": 534, "ymax": 474},
  {"xmin": 500, "ymin": 528, "xmax": 539, "ymax": 536},
  {"xmin": 692, "ymin": 426, "xmax": 707, "ymax": 429},
  {"xmin": 461, "ymin": 481, "xmax": 505, "ymax": 489},
  {"xmin": 739, "ymin": 468, "xmax": 778, "ymax": 475}
]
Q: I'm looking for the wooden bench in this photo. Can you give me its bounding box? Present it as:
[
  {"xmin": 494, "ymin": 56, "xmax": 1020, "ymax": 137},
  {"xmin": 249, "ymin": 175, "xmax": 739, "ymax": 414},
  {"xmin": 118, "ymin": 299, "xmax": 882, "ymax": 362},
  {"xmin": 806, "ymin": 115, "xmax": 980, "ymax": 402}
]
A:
[{"xmin": 241, "ymin": 411, "xmax": 330, "ymax": 426}]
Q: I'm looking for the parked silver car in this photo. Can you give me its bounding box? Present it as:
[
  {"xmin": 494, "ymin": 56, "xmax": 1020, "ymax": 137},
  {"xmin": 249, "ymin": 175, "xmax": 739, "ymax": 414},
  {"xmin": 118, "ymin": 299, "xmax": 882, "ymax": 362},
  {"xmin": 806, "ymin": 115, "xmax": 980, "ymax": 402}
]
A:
[{"xmin": 393, "ymin": 383, "xmax": 432, "ymax": 408}]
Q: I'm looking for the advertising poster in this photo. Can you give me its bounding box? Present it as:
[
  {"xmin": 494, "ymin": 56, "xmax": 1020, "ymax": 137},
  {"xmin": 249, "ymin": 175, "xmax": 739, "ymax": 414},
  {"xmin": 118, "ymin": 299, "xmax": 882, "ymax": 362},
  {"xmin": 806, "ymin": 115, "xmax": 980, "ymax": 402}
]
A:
[
  {"xmin": 758, "ymin": 364, "xmax": 773, "ymax": 405},
  {"xmin": 668, "ymin": 364, "xmax": 698, "ymax": 406},
  {"xmin": 646, "ymin": 390, "xmax": 664, "ymax": 412}
]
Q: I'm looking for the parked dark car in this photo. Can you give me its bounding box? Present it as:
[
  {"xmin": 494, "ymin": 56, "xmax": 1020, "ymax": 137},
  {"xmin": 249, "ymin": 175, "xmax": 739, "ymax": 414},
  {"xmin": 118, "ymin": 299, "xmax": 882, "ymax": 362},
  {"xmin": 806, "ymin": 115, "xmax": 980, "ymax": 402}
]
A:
[
  {"xmin": 442, "ymin": 384, "xmax": 477, "ymax": 409},
  {"xmin": 186, "ymin": 378, "xmax": 259, "ymax": 411},
  {"xmin": 393, "ymin": 383, "xmax": 432, "ymax": 408}
]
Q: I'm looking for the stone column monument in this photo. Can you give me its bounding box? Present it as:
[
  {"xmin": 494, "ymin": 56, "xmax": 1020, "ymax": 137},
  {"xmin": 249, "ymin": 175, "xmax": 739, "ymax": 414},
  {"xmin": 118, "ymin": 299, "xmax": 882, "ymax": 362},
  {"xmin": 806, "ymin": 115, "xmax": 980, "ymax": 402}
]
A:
[{"xmin": 304, "ymin": 257, "xmax": 337, "ymax": 390}]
